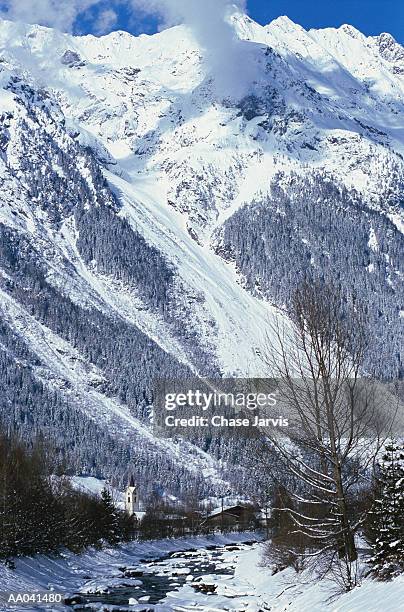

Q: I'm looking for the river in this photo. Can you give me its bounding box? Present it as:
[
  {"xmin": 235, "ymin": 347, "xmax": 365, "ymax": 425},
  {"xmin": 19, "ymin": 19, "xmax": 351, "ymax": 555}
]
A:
[{"xmin": 66, "ymin": 540, "xmax": 260, "ymax": 610}]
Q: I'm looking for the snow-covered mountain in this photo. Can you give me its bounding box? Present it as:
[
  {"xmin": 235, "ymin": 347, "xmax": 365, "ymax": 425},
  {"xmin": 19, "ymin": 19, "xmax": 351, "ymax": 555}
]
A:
[{"xmin": 0, "ymin": 11, "xmax": 402, "ymax": 494}]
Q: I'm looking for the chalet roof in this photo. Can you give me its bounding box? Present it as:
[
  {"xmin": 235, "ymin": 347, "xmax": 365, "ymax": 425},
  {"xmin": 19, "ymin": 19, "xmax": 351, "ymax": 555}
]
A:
[{"xmin": 207, "ymin": 504, "xmax": 247, "ymax": 518}]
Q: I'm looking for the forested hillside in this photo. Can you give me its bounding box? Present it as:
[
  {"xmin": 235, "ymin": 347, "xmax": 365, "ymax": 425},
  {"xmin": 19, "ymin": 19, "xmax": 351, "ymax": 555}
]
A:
[{"xmin": 0, "ymin": 10, "xmax": 402, "ymax": 500}]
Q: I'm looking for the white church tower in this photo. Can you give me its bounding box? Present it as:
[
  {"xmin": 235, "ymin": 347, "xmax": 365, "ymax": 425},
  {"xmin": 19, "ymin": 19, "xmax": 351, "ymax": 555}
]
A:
[{"xmin": 125, "ymin": 475, "xmax": 140, "ymax": 516}]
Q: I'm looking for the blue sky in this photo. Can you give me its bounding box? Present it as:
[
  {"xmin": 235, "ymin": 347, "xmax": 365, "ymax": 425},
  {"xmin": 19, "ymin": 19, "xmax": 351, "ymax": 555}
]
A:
[
  {"xmin": 0, "ymin": 1, "xmax": 401, "ymax": 43},
  {"xmin": 249, "ymin": 0, "xmax": 403, "ymax": 41},
  {"xmin": 80, "ymin": 0, "xmax": 404, "ymax": 42}
]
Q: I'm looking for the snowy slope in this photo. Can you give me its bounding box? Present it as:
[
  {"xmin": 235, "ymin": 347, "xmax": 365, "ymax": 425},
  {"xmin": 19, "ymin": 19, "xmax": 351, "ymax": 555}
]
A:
[
  {"xmin": 1, "ymin": 13, "xmax": 403, "ymax": 232},
  {"xmin": 0, "ymin": 11, "xmax": 402, "ymax": 488}
]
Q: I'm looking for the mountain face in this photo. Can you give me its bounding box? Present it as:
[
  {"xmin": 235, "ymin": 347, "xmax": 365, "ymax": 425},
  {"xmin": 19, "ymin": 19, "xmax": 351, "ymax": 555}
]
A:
[{"xmin": 0, "ymin": 13, "xmax": 402, "ymax": 495}]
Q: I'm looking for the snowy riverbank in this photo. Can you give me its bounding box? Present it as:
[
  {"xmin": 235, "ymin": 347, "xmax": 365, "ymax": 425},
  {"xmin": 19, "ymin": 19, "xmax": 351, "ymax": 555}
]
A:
[
  {"xmin": 233, "ymin": 544, "xmax": 404, "ymax": 612},
  {"xmin": 0, "ymin": 532, "xmax": 259, "ymax": 609},
  {"xmin": 1, "ymin": 534, "xmax": 403, "ymax": 611}
]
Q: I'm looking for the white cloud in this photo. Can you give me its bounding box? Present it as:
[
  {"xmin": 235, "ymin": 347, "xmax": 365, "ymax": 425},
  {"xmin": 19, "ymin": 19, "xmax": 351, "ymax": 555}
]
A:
[
  {"xmin": 0, "ymin": 0, "xmax": 103, "ymax": 32},
  {"xmin": 130, "ymin": 0, "xmax": 253, "ymax": 97},
  {"xmin": 94, "ymin": 8, "xmax": 118, "ymax": 35}
]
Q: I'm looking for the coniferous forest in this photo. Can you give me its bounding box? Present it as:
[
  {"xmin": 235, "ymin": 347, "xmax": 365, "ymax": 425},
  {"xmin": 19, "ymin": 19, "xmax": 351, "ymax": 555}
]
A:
[{"xmin": 0, "ymin": 427, "xmax": 135, "ymax": 562}]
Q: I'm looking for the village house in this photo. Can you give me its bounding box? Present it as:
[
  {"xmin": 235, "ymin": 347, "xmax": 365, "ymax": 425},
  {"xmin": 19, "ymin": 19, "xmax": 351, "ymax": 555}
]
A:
[{"xmin": 202, "ymin": 504, "xmax": 259, "ymax": 530}]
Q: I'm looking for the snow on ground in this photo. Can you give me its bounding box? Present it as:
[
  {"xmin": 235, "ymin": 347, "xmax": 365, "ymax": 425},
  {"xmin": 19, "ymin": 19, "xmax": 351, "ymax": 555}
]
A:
[
  {"xmin": 70, "ymin": 476, "xmax": 125, "ymax": 509},
  {"xmin": 55, "ymin": 215, "xmax": 198, "ymax": 374},
  {"xmin": 159, "ymin": 543, "xmax": 404, "ymax": 612},
  {"xmin": 1, "ymin": 535, "xmax": 402, "ymax": 611},
  {"xmin": 0, "ymin": 533, "xmax": 260, "ymax": 610},
  {"xmin": 0, "ymin": 528, "xmax": 404, "ymax": 612},
  {"xmin": 235, "ymin": 544, "xmax": 404, "ymax": 612},
  {"xmin": 109, "ymin": 170, "xmax": 285, "ymax": 377}
]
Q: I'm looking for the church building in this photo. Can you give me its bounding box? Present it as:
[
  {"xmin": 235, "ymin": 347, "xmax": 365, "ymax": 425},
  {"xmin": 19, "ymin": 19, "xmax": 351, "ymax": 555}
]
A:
[{"xmin": 125, "ymin": 475, "xmax": 141, "ymax": 516}]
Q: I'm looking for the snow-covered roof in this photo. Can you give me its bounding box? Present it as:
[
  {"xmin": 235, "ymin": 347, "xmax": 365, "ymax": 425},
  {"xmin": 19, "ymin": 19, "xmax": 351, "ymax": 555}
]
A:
[{"xmin": 207, "ymin": 505, "xmax": 246, "ymax": 518}]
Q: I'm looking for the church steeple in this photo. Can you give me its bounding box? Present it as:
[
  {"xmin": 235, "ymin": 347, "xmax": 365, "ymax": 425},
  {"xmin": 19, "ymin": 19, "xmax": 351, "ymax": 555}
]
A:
[{"xmin": 125, "ymin": 476, "xmax": 140, "ymax": 515}]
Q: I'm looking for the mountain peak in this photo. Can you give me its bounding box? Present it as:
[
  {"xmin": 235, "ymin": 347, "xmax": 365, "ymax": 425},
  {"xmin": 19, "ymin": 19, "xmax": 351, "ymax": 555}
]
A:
[
  {"xmin": 268, "ymin": 15, "xmax": 301, "ymax": 31},
  {"xmin": 378, "ymin": 32, "xmax": 397, "ymax": 44},
  {"xmin": 374, "ymin": 31, "xmax": 404, "ymax": 68},
  {"xmin": 270, "ymin": 15, "xmax": 296, "ymax": 27},
  {"xmin": 338, "ymin": 23, "xmax": 364, "ymax": 38}
]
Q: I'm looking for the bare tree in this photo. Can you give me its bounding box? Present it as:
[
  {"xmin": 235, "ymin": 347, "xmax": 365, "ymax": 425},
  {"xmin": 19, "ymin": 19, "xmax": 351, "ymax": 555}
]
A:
[{"xmin": 260, "ymin": 281, "xmax": 397, "ymax": 591}]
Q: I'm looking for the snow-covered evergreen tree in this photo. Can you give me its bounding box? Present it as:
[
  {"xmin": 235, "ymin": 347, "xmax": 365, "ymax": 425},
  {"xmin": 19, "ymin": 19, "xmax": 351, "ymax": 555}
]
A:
[
  {"xmin": 369, "ymin": 440, "xmax": 404, "ymax": 580},
  {"xmin": 100, "ymin": 488, "xmax": 121, "ymax": 546}
]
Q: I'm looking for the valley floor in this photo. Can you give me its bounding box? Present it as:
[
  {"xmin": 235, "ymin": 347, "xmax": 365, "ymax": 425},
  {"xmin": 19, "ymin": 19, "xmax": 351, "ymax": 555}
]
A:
[{"xmin": 0, "ymin": 534, "xmax": 403, "ymax": 611}]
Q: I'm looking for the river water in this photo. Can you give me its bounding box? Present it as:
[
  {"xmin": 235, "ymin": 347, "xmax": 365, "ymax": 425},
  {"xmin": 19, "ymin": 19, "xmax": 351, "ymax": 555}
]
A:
[{"xmin": 67, "ymin": 540, "xmax": 258, "ymax": 610}]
